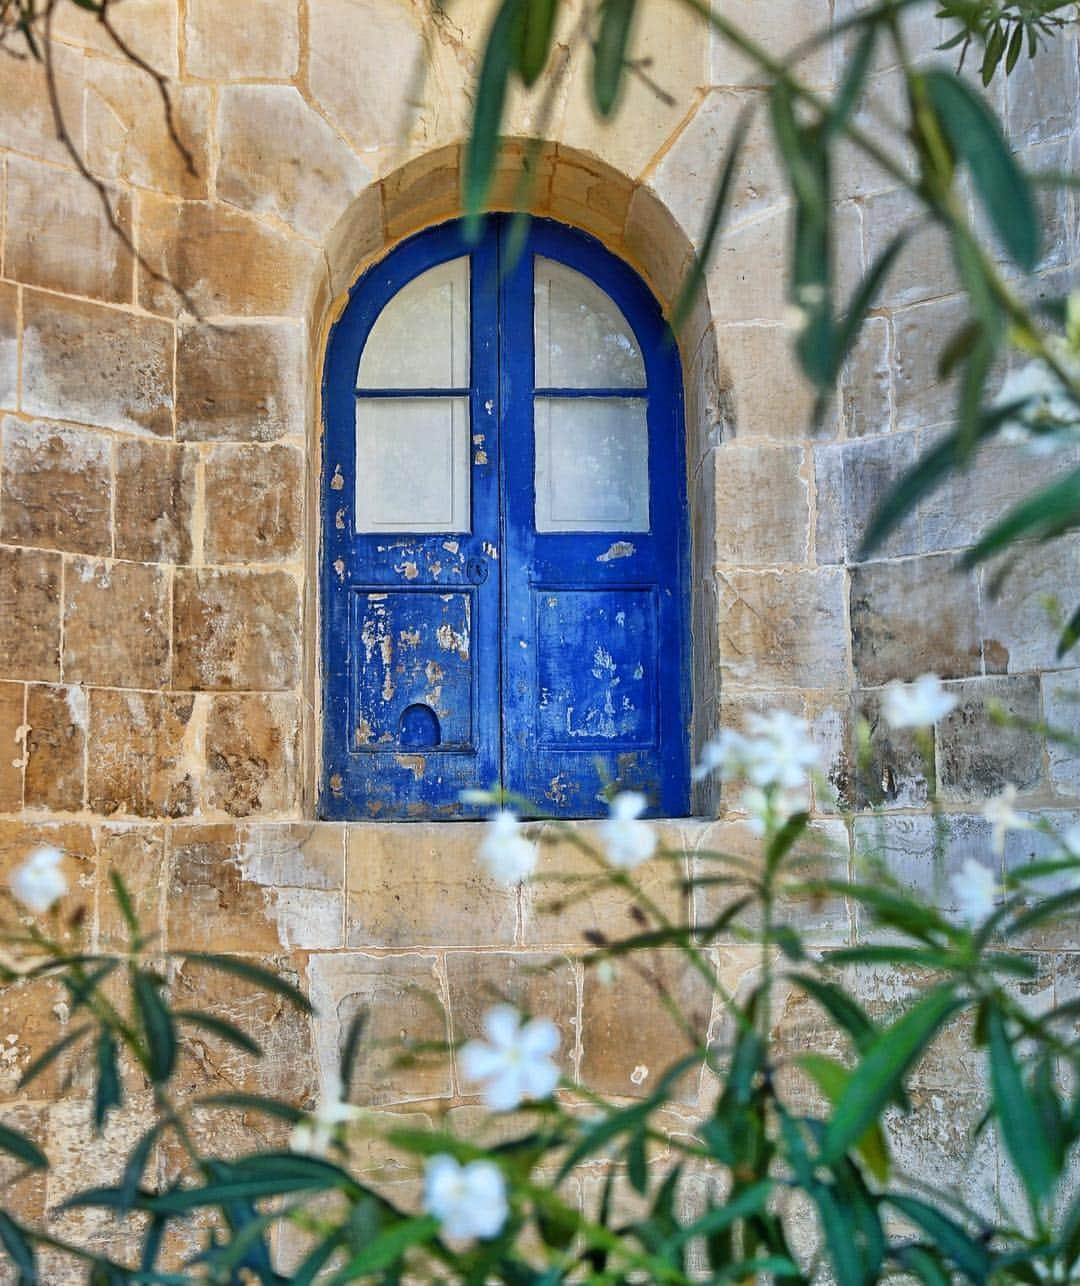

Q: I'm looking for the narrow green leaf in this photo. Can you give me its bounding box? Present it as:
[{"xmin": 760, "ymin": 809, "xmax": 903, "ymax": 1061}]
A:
[
  {"xmin": 0, "ymin": 1210, "xmax": 36, "ymax": 1280},
  {"xmin": 795, "ymin": 1054, "xmax": 889, "ymax": 1182},
  {"xmin": 896, "ymin": 1244, "xmax": 952, "ymax": 1286},
  {"xmin": 174, "ymin": 1010, "xmax": 261, "ymax": 1058},
  {"xmin": 195, "ymin": 1092, "xmax": 306, "ymax": 1124},
  {"xmin": 766, "ymin": 811, "xmax": 809, "ymax": 871},
  {"xmin": 987, "ymin": 1006, "xmax": 1056, "ymax": 1212},
  {"xmin": 177, "ymin": 953, "xmax": 313, "ymax": 1013},
  {"xmin": 829, "ymin": 231, "xmax": 907, "ymax": 382},
  {"xmin": 108, "ymin": 871, "xmax": 139, "ymax": 938},
  {"xmin": 982, "ymin": 22, "xmax": 1005, "ymax": 85},
  {"xmin": 94, "ymin": 1028, "xmax": 122, "ymax": 1132},
  {"xmin": 120, "ymin": 1123, "xmax": 164, "ymax": 1213},
  {"xmin": 339, "ymin": 1007, "xmax": 367, "ymax": 1096},
  {"xmin": 134, "ymin": 971, "xmax": 176, "ymax": 1084},
  {"xmin": 592, "ymin": 0, "xmax": 636, "ymax": 117},
  {"xmin": 0, "ymin": 1121, "xmax": 47, "ymax": 1170},
  {"xmin": 787, "ymin": 974, "xmax": 876, "ymax": 1052},
  {"xmin": 627, "ymin": 1129, "xmax": 648, "ymax": 1195},
  {"xmin": 463, "ymin": 0, "xmax": 520, "ymax": 229},
  {"xmin": 668, "ymin": 1181, "xmax": 772, "ymax": 1249},
  {"xmin": 17, "ymin": 1024, "xmax": 91, "ymax": 1090},
  {"xmin": 1057, "ymin": 601, "xmax": 1080, "ymax": 658},
  {"xmin": 326, "ymin": 1214, "xmax": 439, "ymax": 1282},
  {"xmin": 887, "ymin": 1195, "xmax": 991, "ymax": 1282},
  {"xmin": 961, "ymin": 464, "xmax": 1080, "ymax": 567},
  {"xmin": 1005, "ymin": 21, "xmax": 1024, "ymax": 74},
  {"xmin": 815, "ymin": 1183, "xmax": 865, "ymax": 1286},
  {"xmin": 826, "ymin": 22, "xmax": 875, "ymax": 139},
  {"xmin": 512, "ymin": 0, "xmax": 557, "ymax": 86},
  {"xmin": 923, "ymin": 69, "xmax": 1040, "ymax": 269},
  {"xmin": 823, "ymin": 985, "xmax": 963, "ymax": 1162}
]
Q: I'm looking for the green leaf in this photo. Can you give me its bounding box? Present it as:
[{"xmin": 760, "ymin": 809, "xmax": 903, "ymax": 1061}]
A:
[
  {"xmin": 592, "ymin": 0, "xmax": 636, "ymax": 117},
  {"xmin": 815, "ymin": 1183, "xmax": 865, "ymax": 1286},
  {"xmin": 626, "ymin": 1129, "xmax": 648, "ymax": 1195},
  {"xmin": 177, "ymin": 953, "xmax": 313, "ymax": 1013},
  {"xmin": 464, "ymin": 0, "xmax": 520, "ymax": 230},
  {"xmin": 1005, "ymin": 20, "xmax": 1024, "ymax": 74},
  {"xmin": 823, "ymin": 985, "xmax": 963, "ymax": 1163},
  {"xmin": 766, "ymin": 811, "xmax": 809, "ymax": 872},
  {"xmin": 174, "ymin": 1010, "xmax": 261, "ymax": 1058},
  {"xmin": 17, "ymin": 1024, "xmax": 91, "ymax": 1090},
  {"xmin": 828, "ymin": 231, "xmax": 908, "ymax": 381},
  {"xmin": 987, "ymin": 1005, "xmax": 1056, "ymax": 1212},
  {"xmin": 326, "ymin": 1214, "xmax": 439, "ymax": 1282},
  {"xmin": 194, "ymin": 1092, "xmax": 306, "ymax": 1124},
  {"xmin": 120, "ymin": 1123, "xmax": 164, "ymax": 1213},
  {"xmin": 94, "ymin": 1028, "xmax": 122, "ymax": 1132},
  {"xmin": 108, "ymin": 870, "xmax": 139, "ymax": 938},
  {"xmin": 668, "ymin": 1181, "xmax": 772, "ymax": 1249},
  {"xmin": 982, "ymin": 22, "xmax": 1005, "ymax": 85},
  {"xmin": 134, "ymin": 971, "xmax": 176, "ymax": 1084},
  {"xmin": 1057, "ymin": 601, "xmax": 1080, "ymax": 657},
  {"xmin": 0, "ymin": 1210, "xmax": 36, "ymax": 1281},
  {"xmin": 826, "ymin": 21, "xmax": 875, "ymax": 140},
  {"xmin": 886, "ymin": 1195, "xmax": 991, "ymax": 1282},
  {"xmin": 511, "ymin": 0, "xmax": 557, "ymax": 86},
  {"xmin": 786, "ymin": 974, "xmax": 876, "ymax": 1052},
  {"xmin": 961, "ymin": 464, "xmax": 1080, "ymax": 567},
  {"xmin": 795, "ymin": 1054, "xmax": 889, "ymax": 1182},
  {"xmin": 923, "ymin": 69, "xmax": 1040, "ymax": 269},
  {"xmin": 0, "ymin": 1121, "xmax": 47, "ymax": 1170},
  {"xmin": 896, "ymin": 1244, "xmax": 952, "ymax": 1286}
]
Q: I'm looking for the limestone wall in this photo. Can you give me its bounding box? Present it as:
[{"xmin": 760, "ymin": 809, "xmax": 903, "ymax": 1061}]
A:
[{"xmin": 0, "ymin": 0, "xmax": 1076, "ymax": 1260}]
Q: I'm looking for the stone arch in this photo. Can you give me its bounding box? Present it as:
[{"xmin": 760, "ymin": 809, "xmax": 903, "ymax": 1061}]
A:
[{"xmin": 303, "ymin": 140, "xmax": 725, "ymax": 814}]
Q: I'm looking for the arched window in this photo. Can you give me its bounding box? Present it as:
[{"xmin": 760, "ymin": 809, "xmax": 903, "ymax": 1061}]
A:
[{"xmin": 321, "ymin": 217, "xmax": 689, "ymax": 820}]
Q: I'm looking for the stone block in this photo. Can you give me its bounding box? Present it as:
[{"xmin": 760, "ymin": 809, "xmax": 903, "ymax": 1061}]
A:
[
  {"xmin": 1003, "ymin": 813, "xmax": 1080, "ymax": 948},
  {"xmin": 95, "ymin": 823, "xmax": 166, "ymax": 950},
  {"xmin": 1005, "ymin": 30, "xmax": 1079, "ymax": 146},
  {"xmin": 0, "ymin": 976, "xmax": 88, "ymax": 1102},
  {"xmin": 217, "ymin": 85, "xmax": 371, "ymax": 241},
  {"xmin": 87, "ymin": 690, "xmax": 198, "ymax": 819},
  {"xmin": 84, "ymin": 59, "xmax": 209, "ymax": 199},
  {"xmin": 52, "ymin": 0, "xmax": 178, "ymax": 73},
  {"xmin": 114, "ymin": 438, "xmax": 197, "ymax": 564},
  {"xmin": 892, "ymin": 294, "xmax": 967, "ymax": 432},
  {"xmin": 624, "ymin": 189, "xmax": 691, "ymax": 310},
  {"xmin": 713, "ymin": 442, "xmax": 809, "ymax": 565},
  {"xmin": 346, "ymin": 823, "xmax": 517, "ymax": 949},
  {"xmin": 173, "ymin": 568, "xmax": 301, "ymax": 691},
  {"xmin": 0, "ymin": 546, "xmax": 62, "ymax": 681},
  {"xmin": 814, "ymin": 431, "xmax": 920, "ymax": 565},
  {"xmin": 850, "ymin": 553, "xmax": 981, "ymax": 684},
  {"xmin": 239, "ymin": 823, "xmax": 345, "ymax": 889},
  {"xmin": 138, "ymin": 196, "xmax": 319, "ymax": 318},
  {"xmin": 22, "ymin": 291, "xmax": 173, "ymax": 436},
  {"xmin": 1, "ymin": 419, "xmax": 112, "ymax": 556},
  {"xmin": 979, "ymin": 534, "xmax": 1080, "ymax": 675},
  {"xmin": 848, "ymin": 687, "xmax": 931, "ymax": 810},
  {"xmin": 187, "ymin": 0, "xmax": 299, "ymax": 78},
  {"xmin": 0, "ymin": 38, "xmax": 84, "ymax": 167},
  {"xmin": 1043, "ymin": 671, "xmax": 1080, "ymax": 798},
  {"xmin": 5, "ymin": 157, "xmax": 132, "ymax": 304},
  {"xmin": 0, "ymin": 1103, "xmax": 47, "ymax": 1221},
  {"xmin": 382, "ymin": 145, "xmax": 462, "ymax": 243},
  {"xmin": 936, "ymin": 675, "xmax": 1043, "ymax": 801},
  {"xmin": 62, "ymin": 558, "xmax": 170, "ymax": 689},
  {"xmin": 204, "ymin": 693, "xmax": 301, "ymax": 818},
  {"xmin": 861, "ymin": 186, "xmax": 957, "ymax": 309},
  {"xmin": 0, "ymin": 681, "xmax": 23, "ymax": 811},
  {"xmin": 717, "ymin": 568, "xmax": 849, "ymax": 688},
  {"xmin": 839, "ymin": 315, "xmax": 892, "ymax": 438},
  {"xmin": 325, "ymin": 181, "xmax": 386, "ymax": 298},
  {"xmin": 444, "ymin": 953, "xmax": 578, "ymax": 1087},
  {"xmin": 708, "ymin": 209, "xmax": 789, "ymax": 326},
  {"xmin": 712, "ymin": 0, "xmax": 833, "ymax": 89},
  {"xmin": 580, "ymin": 950, "xmax": 712, "ymax": 1103},
  {"xmin": 714, "ymin": 322, "xmax": 823, "ymax": 439},
  {"xmin": 203, "ymin": 443, "xmax": 303, "ymax": 564},
  {"xmin": 0, "ymin": 818, "xmax": 94, "ymax": 912},
  {"xmin": 307, "ymin": 952, "xmax": 452, "ymax": 1105},
  {"xmin": 176, "ymin": 321, "xmax": 305, "ymax": 443},
  {"xmin": 548, "ymin": 152, "xmax": 631, "ymax": 245},
  {"xmin": 0, "ymin": 283, "xmax": 17, "ymax": 413},
  {"xmin": 24, "ymin": 684, "xmax": 85, "ymax": 812}
]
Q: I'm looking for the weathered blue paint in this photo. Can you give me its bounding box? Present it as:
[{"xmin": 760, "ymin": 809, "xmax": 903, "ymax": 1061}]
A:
[{"xmin": 320, "ymin": 216, "xmax": 690, "ymax": 820}]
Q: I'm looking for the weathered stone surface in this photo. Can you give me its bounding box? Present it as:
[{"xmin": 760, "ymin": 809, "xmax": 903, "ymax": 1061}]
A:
[
  {"xmin": 203, "ymin": 443, "xmax": 303, "ymax": 564},
  {"xmin": 714, "ymin": 322, "xmax": 824, "ymax": 439},
  {"xmin": 217, "ymin": 85, "xmax": 371, "ymax": 241},
  {"xmin": 138, "ymin": 196, "xmax": 319, "ymax": 318},
  {"xmin": 0, "ymin": 973, "xmax": 88, "ymax": 1100},
  {"xmin": 114, "ymin": 438, "xmax": 197, "ymax": 564},
  {"xmin": 62, "ymin": 558, "xmax": 170, "ymax": 689},
  {"xmin": 325, "ymin": 181, "xmax": 386, "ymax": 298},
  {"xmin": 95, "ymin": 823, "xmax": 165, "ymax": 949},
  {"xmin": 717, "ymin": 569, "xmax": 848, "ymax": 688},
  {"xmin": 87, "ymin": 691, "xmax": 198, "ymax": 818},
  {"xmin": 24, "ymin": 685, "xmax": 85, "ymax": 812},
  {"xmin": 52, "ymin": 0, "xmax": 177, "ymax": 73},
  {"xmin": 883, "ymin": 1089, "xmax": 998, "ymax": 1220},
  {"xmin": 937, "ymin": 675, "xmax": 1043, "ymax": 801},
  {"xmin": 0, "ymin": 283, "xmax": 17, "ymax": 413},
  {"xmin": 0, "ymin": 1103, "xmax": 48, "ymax": 1222},
  {"xmin": 445, "ymin": 953, "xmax": 579, "ymax": 1086},
  {"xmin": 84, "ymin": 60, "xmax": 209, "ymax": 199},
  {"xmin": 548, "ymin": 152, "xmax": 631, "ymax": 245},
  {"xmin": 814, "ymin": 431, "xmax": 920, "ymax": 565},
  {"xmin": 713, "ymin": 0, "xmax": 833, "ymax": 89},
  {"xmin": 22, "ymin": 291, "xmax": 174, "ymax": 436},
  {"xmin": 861, "ymin": 186, "xmax": 957, "ymax": 308},
  {"xmin": 624, "ymin": 188, "xmax": 692, "ymax": 309},
  {"xmin": 853, "ymin": 812, "xmax": 993, "ymax": 917},
  {"xmin": 187, "ymin": 0, "xmax": 300, "ymax": 79},
  {"xmin": 0, "ymin": 681, "xmax": 24, "ymax": 811},
  {"xmin": 176, "ymin": 321, "xmax": 305, "ymax": 443},
  {"xmin": 580, "ymin": 950, "xmax": 712, "ymax": 1103},
  {"xmin": 1044, "ymin": 670, "xmax": 1080, "ymax": 798},
  {"xmin": 979, "ymin": 534, "xmax": 1080, "ymax": 675},
  {"xmin": 892, "ymin": 294, "xmax": 967, "ymax": 432},
  {"xmin": 839, "ymin": 315, "xmax": 891, "ymax": 438},
  {"xmin": 850, "ymin": 554, "xmax": 981, "ymax": 684},
  {"xmin": 849, "ymin": 687, "xmax": 931, "ymax": 810},
  {"xmin": 307, "ymin": 952, "xmax": 452, "ymax": 1105},
  {"xmin": 1005, "ymin": 28, "xmax": 1079, "ymax": 146},
  {"xmin": 0, "ymin": 546, "xmax": 62, "ymax": 682},
  {"xmin": 713, "ymin": 442, "xmax": 809, "ymax": 565},
  {"xmin": 173, "ymin": 569, "xmax": 301, "ymax": 691},
  {"xmin": 5, "ymin": 157, "xmax": 133, "ymax": 304},
  {"xmin": 240, "ymin": 822, "xmax": 345, "ymax": 890},
  {"xmin": 0, "ymin": 37, "xmax": 84, "ymax": 166},
  {"xmin": 346, "ymin": 823, "xmax": 517, "ymax": 949},
  {"xmin": 382, "ymin": 145, "xmax": 462, "ymax": 242},
  {"xmin": 204, "ymin": 694, "xmax": 301, "ymax": 818},
  {"xmin": 166, "ymin": 824, "xmax": 285, "ymax": 952},
  {"xmin": 1, "ymin": 419, "xmax": 112, "ymax": 556}
]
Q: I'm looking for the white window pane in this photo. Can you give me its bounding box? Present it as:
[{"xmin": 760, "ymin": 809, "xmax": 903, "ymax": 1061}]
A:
[
  {"xmin": 355, "ymin": 397, "xmax": 470, "ymax": 533},
  {"xmin": 534, "ymin": 256, "xmax": 646, "ymax": 389},
  {"xmin": 535, "ymin": 398, "xmax": 649, "ymax": 532},
  {"xmin": 357, "ymin": 257, "xmax": 469, "ymax": 389}
]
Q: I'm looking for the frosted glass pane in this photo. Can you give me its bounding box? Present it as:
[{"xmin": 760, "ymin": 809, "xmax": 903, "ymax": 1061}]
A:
[
  {"xmin": 357, "ymin": 258, "xmax": 469, "ymax": 389},
  {"xmin": 355, "ymin": 397, "xmax": 470, "ymax": 532},
  {"xmin": 534, "ymin": 257, "xmax": 645, "ymax": 389},
  {"xmin": 535, "ymin": 398, "xmax": 649, "ymax": 532}
]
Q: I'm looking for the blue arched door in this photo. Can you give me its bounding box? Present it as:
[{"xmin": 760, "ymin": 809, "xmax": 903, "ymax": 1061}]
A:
[{"xmin": 321, "ymin": 217, "xmax": 689, "ymax": 820}]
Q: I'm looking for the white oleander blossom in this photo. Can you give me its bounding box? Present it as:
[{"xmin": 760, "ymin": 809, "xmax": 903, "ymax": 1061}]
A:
[
  {"xmin": 460, "ymin": 1004, "xmax": 560, "ymax": 1110},
  {"xmin": 477, "ymin": 810, "xmax": 537, "ymax": 885},
  {"xmin": 692, "ymin": 729, "xmax": 751, "ymax": 781},
  {"xmin": 995, "ymin": 340, "xmax": 1080, "ymax": 456},
  {"xmin": 882, "ymin": 674, "xmax": 958, "ymax": 730},
  {"xmin": 743, "ymin": 711, "xmax": 820, "ymax": 791},
  {"xmin": 289, "ymin": 1077, "xmax": 362, "ymax": 1157},
  {"xmin": 598, "ymin": 791, "xmax": 656, "ymax": 869},
  {"xmin": 423, "ymin": 1154, "xmax": 508, "ymax": 1241},
  {"xmin": 10, "ymin": 846, "xmax": 67, "ymax": 914},
  {"xmin": 950, "ymin": 857, "xmax": 998, "ymax": 926},
  {"xmin": 983, "ymin": 785, "xmax": 1029, "ymax": 856}
]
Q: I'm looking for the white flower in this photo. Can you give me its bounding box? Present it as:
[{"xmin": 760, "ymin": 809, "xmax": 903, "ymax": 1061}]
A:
[
  {"xmin": 742, "ymin": 784, "xmax": 809, "ymax": 837},
  {"xmin": 881, "ymin": 674, "xmax": 958, "ymax": 730},
  {"xmin": 289, "ymin": 1077, "xmax": 362, "ymax": 1157},
  {"xmin": 995, "ymin": 348, "xmax": 1080, "ymax": 455},
  {"xmin": 477, "ymin": 810, "xmax": 537, "ymax": 885},
  {"xmin": 10, "ymin": 846, "xmax": 67, "ymax": 914},
  {"xmin": 423, "ymin": 1154, "xmax": 508, "ymax": 1241},
  {"xmin": 692, "ymin": 729, "xmax": 751, "ymax": 781},
  {"xmin": 597, "ymin": 791, "xmax": 656, "ymax": 869},
  {"xmin": 1062, "ymin": 823, "xmax": 1080, "ymax": 857},
  {"xmin": 743, "ymin": 711, "xmax": 820, "ymax": 791},
  {"xmin": 950, "ymin": 857, "xmax": 998, "ymax": 926},
  {"xmin": 460, "ymin": 1004, "xmax": 560, "ymax": 1110},
  {"xmin": 983, "ymin": 785, "xmax": 1029, "ymax": 856}
]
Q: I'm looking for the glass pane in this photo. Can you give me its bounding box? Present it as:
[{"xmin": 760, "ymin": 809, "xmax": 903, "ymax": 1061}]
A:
[
  {"xmin": 357, "ymin": 257, "xmax": 469, "ymax": 389},
  {"xmin": 534, "ymin": 256, "xmax": 645, "ymax": 389},
  {"xmin": 355, "ymin": 397, "xmax": 470, "ymax": 532},
  {"xmin": 535, "ymin": 398, "xmax": 649, "ymax": 532}
]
